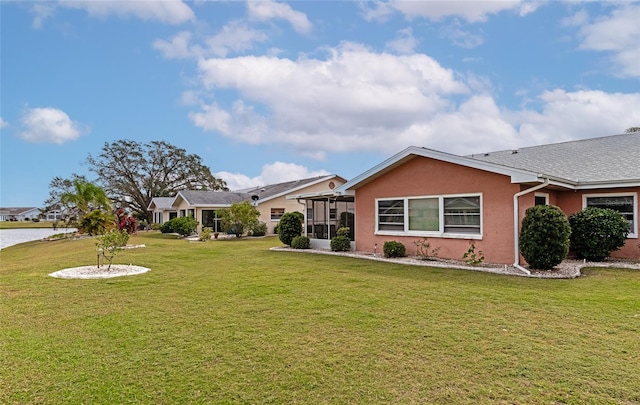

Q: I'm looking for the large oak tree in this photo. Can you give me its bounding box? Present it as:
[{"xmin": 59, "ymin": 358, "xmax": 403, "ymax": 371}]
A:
[{"xmin": 86, "ymin": 140, "xmax": 227, "ymax": 222}]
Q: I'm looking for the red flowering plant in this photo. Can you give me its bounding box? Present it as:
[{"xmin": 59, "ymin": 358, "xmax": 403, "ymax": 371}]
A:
[{"xmin": 116, "ymin": 208, "xmax": 138, "ymax": 234}]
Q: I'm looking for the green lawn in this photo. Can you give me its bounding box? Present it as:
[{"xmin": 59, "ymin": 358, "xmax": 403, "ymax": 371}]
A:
[
  {"xmin": 0, "ymin": 221, "xmax": 60, "ymax": 229},
  {"xmin": 1, "ymin": 232, "xmax": 639, "ymax": 404}
]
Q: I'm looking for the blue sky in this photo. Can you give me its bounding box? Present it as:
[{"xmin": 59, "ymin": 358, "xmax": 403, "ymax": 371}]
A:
[{"xmin": 1, "ymin": 0, "xmax": 639, "ymax": 207}]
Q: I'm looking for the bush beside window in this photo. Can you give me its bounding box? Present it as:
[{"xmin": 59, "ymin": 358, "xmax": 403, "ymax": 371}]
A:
[
  {"xmin": 569, "ymin": 207, "xmax": 629, "ymax": 261},
  {"xmin": 519, "ymin": 205, "xmax": 571, "ymax": 270}
]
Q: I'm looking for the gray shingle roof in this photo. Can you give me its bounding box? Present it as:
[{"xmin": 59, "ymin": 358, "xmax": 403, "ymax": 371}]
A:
[
  {"xmin": 166, "ymin": 175, "xmax": 339, "ymax": 207},
  {"xmin": 233, "ymin": 175, "xmax": 334, "ymax": 201},
  {"xmin": 468, "ymin": 133, "xmax": 640, "ymax": 184},
  {"xmin": 148, "ymin": 197, "xmax": 175, "ymax": 210},
  {"xmin": 178, "ymin": 191, "xmax": 250, "ymax": 206}
]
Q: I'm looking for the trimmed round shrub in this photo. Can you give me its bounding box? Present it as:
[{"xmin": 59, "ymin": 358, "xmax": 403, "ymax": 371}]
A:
[
  {"xmin": 519, "ymin": 205, "xmax": 571, "ymax": 270},
  {"xmin": 278, "ymin": 212, "xmax": 303, "ymax": 246},
  {"xmin": 291, "ymin": 235, "xmax": 311, "ymax": 249},
  {"xmin": 569, "ymin": 207, "xmax": 629, "ymax": 261},
  {"xmin": 383, "ymin": 241, "xmax": 406, "ymax": 258},
  {"xmin": 161, "ymin": 216, "xmax": 198, "ymax": 237},
  {"xmin": 330, "ymin": 235, "xmax": 351, "ymax": 251}
]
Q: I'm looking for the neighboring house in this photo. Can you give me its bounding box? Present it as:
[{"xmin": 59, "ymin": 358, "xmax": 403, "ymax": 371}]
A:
[
  {"xmin": 147, "ymin": 197, "xmax": 176, "ymax": 225},
  {"xmin": 148, "ymin": 175, "xmax": 346, "ymax": 234},
  {"xmin": 0, "ymin": 207, "xmax": 41, "ymax": 221},
  {"xmin": 293, "ymin": 133, "xmax": 639, "ymax": 271}
]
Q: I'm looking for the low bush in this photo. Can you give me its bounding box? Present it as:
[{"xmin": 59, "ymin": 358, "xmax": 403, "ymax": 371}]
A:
[
  {"xmin": 161, "ymin": 216, "xmax": 198, "ymax": 237},
  {"xmin": 519, "ymin": 205, "xmax": 571, "ymax": 270},
  {"xmin": 330, "ymin": 235, "xmax": 351, "ymax": 252},
  {"xmin": 291, "ymin": 235, "xmax": 311, "ymax": 249},
  {"xmin": 250, "ymin": 222, "xmax": 268, "ymax": 237},
  {"xmin": 199, "ymin": 227, "xmax": 212, "ymax": 241},
  {"xmin": 383, "ymin": 241, "xmax": 406, "ymax": 258},
  {"xmin": 569, "ymin": 207, "xmax": 629, "ymax": 261}
]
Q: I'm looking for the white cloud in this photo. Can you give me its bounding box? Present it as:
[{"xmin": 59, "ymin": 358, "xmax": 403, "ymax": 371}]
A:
[
  {"xmin": 216, "ymin": 161, "xmax": 330, "ymax": 190},
  {"xmin": 439, "ymin": 19, "xmax": 484, "ymax": 49},
  {"xmin": 19, "ymin": 107, "xmax": 85, "ymax": 144},
  {"xmin": 385, "ymin": 27, "xmax": 419, "ymax": 54},
  {"xmin": 186, "ymin": 41, "xmax": 638, "ymax": 158},
  {"xmin": 512, "ymin": 89, "xmax": 640, "ymax": 145},
  {"xmin": 153, "ymin": 31, "xmax": 202, "ymax": 59},
  {"xmin": 247, "ymin": 0, "xmax": 312, "ymax": 34},
  {"xmin": 190, "ymin": 42, "xmax": 470, "ymax": 156},
  {"xmin": 362, "ymin": 0, "xmax": 534, "ymax": 23},
  {"xmin": 58, "ymin": 0, "xmax": 195, "ymax": 25},
  {"xmin": 0, "ymin": 117, "xmax": 8, "ymax": 129},
  {"xmin": 30, "ymin": 3, "xmax": 56, "ymax": 29},
  {"xmin": 574, "ymin": 4, "xmax": 640, "ymax": 77},
  {"xmin": 153, "ymin": 22, "xmax": 268, "ymax": 59},
  {"xmin": 205, "ymin": 21, "xmax": 269, "ymax": 57}
]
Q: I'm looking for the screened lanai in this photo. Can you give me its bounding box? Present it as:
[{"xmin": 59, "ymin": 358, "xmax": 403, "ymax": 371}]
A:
[{"xmin": 287, "ymin": 193, "xmax": 355, "ymax": 250}]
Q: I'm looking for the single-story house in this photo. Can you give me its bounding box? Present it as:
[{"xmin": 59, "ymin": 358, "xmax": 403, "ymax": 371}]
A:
[
  {"xmin": 0, "ymin": 207, "xmax": 42, "ymax": 221},
  {"xmin": 291, "ymin": 133, "xmax": 639, "ymax": 272},
  {"xmin": 148, "ymin": 175, "xmax": 346, "ymax": 234}
]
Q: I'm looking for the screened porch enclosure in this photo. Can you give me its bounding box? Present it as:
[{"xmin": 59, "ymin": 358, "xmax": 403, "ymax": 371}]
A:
[{"xmin": 305, "ymin": 196, "xmax": 355, "ymax": 242}]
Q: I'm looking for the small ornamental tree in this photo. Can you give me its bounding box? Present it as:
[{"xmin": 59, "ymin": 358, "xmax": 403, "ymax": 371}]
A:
[
  {"xmin": 569, "ymin": 207, "xmax": 629, "ymax": 261},
  {"xmin": 79, "ymin": 209, "xmax": 116, "ymax": 236},
  {"xmin": 278, "ymin": 211, "xmax": 303, "ymax": 246},
  {"xmin": 519, "ymin": 205, "xmax": 571, "ymax": 270},
  {"xmin": 219, "ymin": 201, "xmax": 260, "ymax": 238},
  {"xmin": 95, "ymin": 229, "xmax": 130, "ymax": 271},
  {"xmin": 116, "ymin": 208, "xmax": 137, "ymax": 234}
]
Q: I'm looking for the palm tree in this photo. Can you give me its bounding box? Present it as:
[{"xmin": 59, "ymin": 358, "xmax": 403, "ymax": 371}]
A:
[{"xmin": 60, "ymin": 180, "xmax": 112, "ymax": 220}]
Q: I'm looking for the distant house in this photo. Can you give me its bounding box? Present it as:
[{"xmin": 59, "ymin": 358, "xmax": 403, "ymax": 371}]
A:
[
  {"xmin": 148, "ymin": 175, "xmax": 346, "ymax": 234},
  {"xmin": 292, "ymin": 133, "xmax": 639, "ymax": 271},
  {"xmin": 0, "ymin": 207, "xmax": 41, "ymax": 221}
]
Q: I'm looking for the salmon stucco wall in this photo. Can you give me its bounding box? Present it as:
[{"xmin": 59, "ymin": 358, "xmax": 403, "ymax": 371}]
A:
[{"xmin": 353, "ymin": 156, "xmax": 522, "ymax": 264}]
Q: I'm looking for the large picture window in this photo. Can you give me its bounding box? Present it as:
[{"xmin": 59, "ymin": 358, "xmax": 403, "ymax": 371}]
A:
[
  {"xmin": 376, "ymin": 194, "xmax": 482, "ymax": 238},
  {"xmin": 408, "ymin": 198, "xmax": 439, "ymax": 231},
  {"xmin": 584, "ymin": 193, "xmax": 637, "ymax": 237},
  {"xmin": 202, "ymin": 210, "xmax": 222, "ymax": 232}
]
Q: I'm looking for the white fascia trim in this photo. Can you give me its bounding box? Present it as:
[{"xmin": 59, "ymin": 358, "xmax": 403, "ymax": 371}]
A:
[
  {"xmin": 336, "ymin": 146, "xmax": 542, "ymax": 193},
  {"xmin": 259, "ymin": 175, "xmax": 342, "ymax": 203},
  {"xmin": 285, "ymin": 190, "xmax": 339, "ymax": 200}
]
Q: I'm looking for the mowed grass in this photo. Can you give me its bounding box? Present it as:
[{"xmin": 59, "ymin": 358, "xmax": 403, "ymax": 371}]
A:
[
  {"xmin": 0, "ymin": 221, "xmax": 60, "ymax": 229},
  {"xmin": 1, "ymin": 233, "xmax": 639, "ymax": 404}
]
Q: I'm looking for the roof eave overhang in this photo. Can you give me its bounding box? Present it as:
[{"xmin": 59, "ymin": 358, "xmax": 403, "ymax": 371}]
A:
[
  {"xmin": 336, "ymin": 146, "xmax": 544, "ymax": 192},
  {"xmin": 286, "ymin": 190, "xmax": 340, "ymax": 200},
  {"xmin": 260, "ymin": 175, "xmax": 344, "ymax": 203},
  {"xmin": 573, "ymin": 179, "xmax": 640, "ymax": 190}
]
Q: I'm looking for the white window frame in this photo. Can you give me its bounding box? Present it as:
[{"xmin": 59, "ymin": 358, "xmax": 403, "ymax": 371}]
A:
[
  {"xmin": 582, "ymin": 192, "xmax": 638, "ymax": 238},
  {"xmin": 375, "ymin": 193, "xmax": 483, "ymax": 239},
  {"xmin": 270, "ymin": 208, "xmax": 285, "ymax": 221},
  {"xmin": 535, "ymin": 192, "xmax": 549, "ymax": 206}
]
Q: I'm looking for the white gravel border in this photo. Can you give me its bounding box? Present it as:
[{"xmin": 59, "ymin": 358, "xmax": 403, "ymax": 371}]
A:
[
  {"xmin": 49, "ymin": 264, "xmax": 150, "ymax": 279},
  {"xmin": 271, "ymin": 247, "xmax": 639, "ymax": 279}
]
